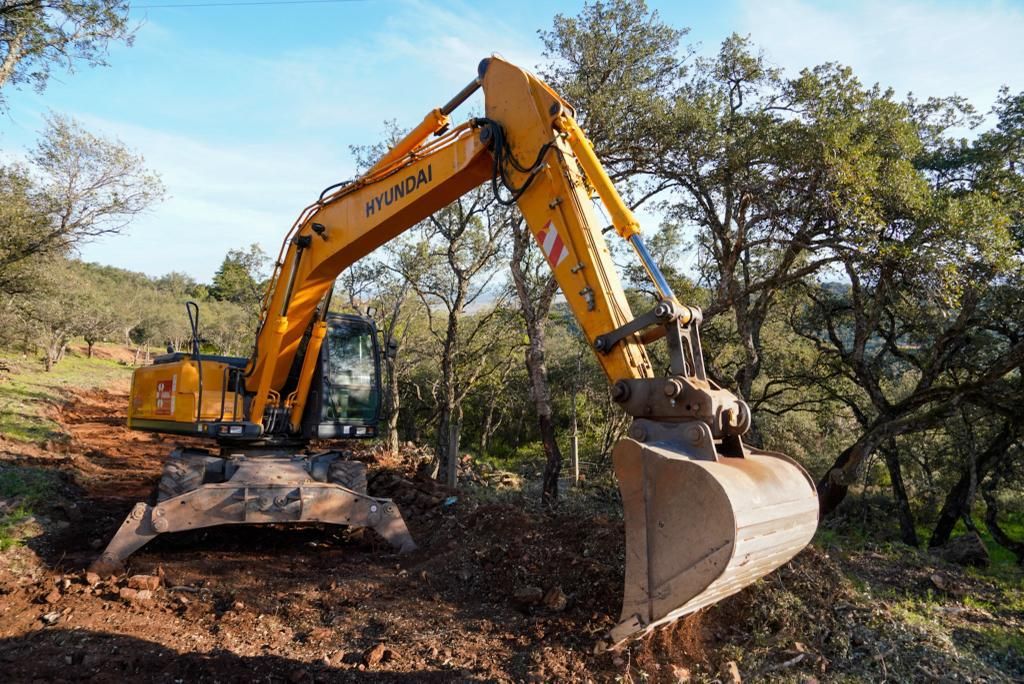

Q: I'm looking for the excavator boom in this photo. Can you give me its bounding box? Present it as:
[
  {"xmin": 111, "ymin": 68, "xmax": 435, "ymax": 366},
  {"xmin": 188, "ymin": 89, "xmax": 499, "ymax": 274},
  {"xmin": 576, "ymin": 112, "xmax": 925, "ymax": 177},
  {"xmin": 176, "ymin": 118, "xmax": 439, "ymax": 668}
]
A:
[{"xmin": 98, "ymin": 55, "xmax": 818, "ymax": 646}]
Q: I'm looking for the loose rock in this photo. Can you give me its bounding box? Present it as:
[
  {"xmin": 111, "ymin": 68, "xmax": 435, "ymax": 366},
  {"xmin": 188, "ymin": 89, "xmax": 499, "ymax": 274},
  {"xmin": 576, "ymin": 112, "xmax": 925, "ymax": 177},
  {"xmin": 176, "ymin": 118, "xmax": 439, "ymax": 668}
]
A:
[
  {"xmin": 720, "ymin": 660, "xmax": 742, "ymax": 683},
  {"xmin": 542, "ymin": 586, "xmax": 568, "ymax": 612},
  {"xmin": 127, "ymin": 574, "xmax": 161, "ymax": 591},
  {"xmin": 44, "ymin": 588, "xmax": 62, "ymax": 605},
  {"xmin": 672, "ymin": 664, "xmax": 692, "ymax": 682},
  {"xmin": 513, "ymin": 585, "xmax": 544, "ymax": 606},
  {"xmin": 119, "ymin": 587, "xmax": 153, "ymax": 603},
  {"xmin": 363, "ymin": 643, "xmax": 394, "ymax": 668}
]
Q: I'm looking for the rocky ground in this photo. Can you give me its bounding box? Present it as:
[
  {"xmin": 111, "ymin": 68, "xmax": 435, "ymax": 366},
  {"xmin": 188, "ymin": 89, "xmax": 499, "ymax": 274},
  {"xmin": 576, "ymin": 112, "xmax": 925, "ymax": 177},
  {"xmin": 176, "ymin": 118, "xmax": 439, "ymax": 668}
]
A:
[{"xmin": 0, "ymin": 373, "xmax": 1021, "ymax": 682}]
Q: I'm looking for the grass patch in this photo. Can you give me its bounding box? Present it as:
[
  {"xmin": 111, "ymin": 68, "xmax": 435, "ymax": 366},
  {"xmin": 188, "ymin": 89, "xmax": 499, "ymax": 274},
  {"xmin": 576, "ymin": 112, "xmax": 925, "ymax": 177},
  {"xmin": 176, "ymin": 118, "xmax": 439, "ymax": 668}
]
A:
[
  {"xmin": 922, "ymin": 516, "xmax": 1024, "ymax": 585},
  {"xmin": 971, "ymin": 625, "xmax": 1024, "ymax": 659},
  {"xmin": 0, "ymin": 347, "xmax": 131, "ymax": 444},
  {"xmin": 0, "ymin": 505, "xmax": 33, "ymax": 551},
  {"xmin": 0, "ymin": 466, "xmax": 60, "ymax": 550},
  {"xmin": 0, "ymin": 467, "xmax": 58, "ymax": 502},
  {"xmin": 0, "ymin": 348, "xmax": 126, "ymax": 548}
]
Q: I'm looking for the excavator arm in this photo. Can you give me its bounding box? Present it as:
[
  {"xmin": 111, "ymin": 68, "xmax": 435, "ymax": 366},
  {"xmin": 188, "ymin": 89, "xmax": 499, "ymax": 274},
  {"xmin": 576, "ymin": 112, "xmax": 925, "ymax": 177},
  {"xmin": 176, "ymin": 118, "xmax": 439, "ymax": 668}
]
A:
[
  {"xmin": 120, "ymin": 55, "xmax": 818, "ymax": 645},
  {"xmin": 244, "ymin": 57, "xmax": 656, "ymax": 431}
]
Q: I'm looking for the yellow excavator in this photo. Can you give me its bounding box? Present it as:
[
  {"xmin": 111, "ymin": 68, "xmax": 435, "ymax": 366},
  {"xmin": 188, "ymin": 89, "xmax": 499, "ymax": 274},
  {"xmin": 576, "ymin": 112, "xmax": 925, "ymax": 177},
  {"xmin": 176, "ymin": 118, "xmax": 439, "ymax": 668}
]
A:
[{"xmin": 92, "ymin": 56, "xmax": 818, "ymax": 645}]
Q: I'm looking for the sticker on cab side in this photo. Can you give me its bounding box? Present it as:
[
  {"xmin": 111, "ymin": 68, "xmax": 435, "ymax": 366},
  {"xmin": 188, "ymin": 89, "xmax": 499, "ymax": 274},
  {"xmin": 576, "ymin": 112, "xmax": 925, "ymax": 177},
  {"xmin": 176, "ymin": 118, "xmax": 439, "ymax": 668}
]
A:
[{"xmin": 155, "ymin": 376, "xmax": 176, "ymax": 416}]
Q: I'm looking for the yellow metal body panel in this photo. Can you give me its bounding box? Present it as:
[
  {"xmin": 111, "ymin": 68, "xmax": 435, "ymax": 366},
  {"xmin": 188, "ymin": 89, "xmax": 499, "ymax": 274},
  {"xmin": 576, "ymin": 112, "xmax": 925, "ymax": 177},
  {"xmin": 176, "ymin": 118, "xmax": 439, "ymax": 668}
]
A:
[
  {"xmin": 128, "ymin": 359, "xmax": 242, "ymax": 428},
  {"xmin": 480, "ymin": 58, "xmax": 651, "ymax": 382}
]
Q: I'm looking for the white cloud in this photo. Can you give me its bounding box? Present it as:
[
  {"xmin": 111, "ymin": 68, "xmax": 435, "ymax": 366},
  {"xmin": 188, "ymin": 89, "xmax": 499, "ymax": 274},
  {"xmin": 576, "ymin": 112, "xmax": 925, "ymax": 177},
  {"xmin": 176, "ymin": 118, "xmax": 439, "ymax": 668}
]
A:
[
  {"xmin": 738, "ymin": 0, "xmax": 1024, "ymax": 111},
  {"xmin": 72, "ymin": 116, "xmax": 344, "ymax": 280},
  {"xmin": 51, "ymin": 0, "xmax": 548, "ymax": 280}
]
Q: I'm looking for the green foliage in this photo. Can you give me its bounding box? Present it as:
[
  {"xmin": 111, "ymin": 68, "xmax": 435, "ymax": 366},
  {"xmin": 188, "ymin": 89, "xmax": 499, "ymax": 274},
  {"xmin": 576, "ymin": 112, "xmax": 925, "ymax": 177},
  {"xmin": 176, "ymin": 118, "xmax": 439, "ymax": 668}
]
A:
[
  {"xmin": 209, "ymin": 243, "xmax": 269, "ymax": 317},
  {"xmin": 0, "ymin": 505, "xmax": 34, "ymax": 551},
  {"xmin": 30, "ymin": 113, "xmax": 166, "ymax": 247},
  {"xmin": 0, "ymin": 113, "xmax": 166, "ymax": 371},
  {"xmin": 540, "ymin": 0, "xmax": 685, "ymax": 182},
  {"xmin": 0, "ymin": 467, "xmax": 60, "ymax": 551},
  {"xmin": 0, "ymin": 164, "xmax": 51, "ymax": 294},
  {"xmin": 0, "ymin": 467, "xmax": 57, "ymax": 506},
  {"xmin": 0, "ymin": 0, "xmax": 133, "ymax": 110}
]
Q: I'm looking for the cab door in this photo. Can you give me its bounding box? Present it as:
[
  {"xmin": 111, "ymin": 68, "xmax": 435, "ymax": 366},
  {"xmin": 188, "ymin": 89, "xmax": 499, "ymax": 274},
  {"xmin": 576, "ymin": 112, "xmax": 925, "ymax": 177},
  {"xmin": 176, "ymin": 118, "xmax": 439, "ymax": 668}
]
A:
[{"xmin": 306, "ymin": 314, "xmax": 382, "ymax": 438}]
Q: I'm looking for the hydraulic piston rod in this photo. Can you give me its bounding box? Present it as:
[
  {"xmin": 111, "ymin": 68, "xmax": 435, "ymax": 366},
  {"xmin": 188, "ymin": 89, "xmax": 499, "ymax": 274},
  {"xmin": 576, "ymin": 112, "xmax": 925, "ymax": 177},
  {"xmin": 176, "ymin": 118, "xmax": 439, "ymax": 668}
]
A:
[{"xmin": 628, "ymin": 234, "xmax": 676, "ymax": 303}]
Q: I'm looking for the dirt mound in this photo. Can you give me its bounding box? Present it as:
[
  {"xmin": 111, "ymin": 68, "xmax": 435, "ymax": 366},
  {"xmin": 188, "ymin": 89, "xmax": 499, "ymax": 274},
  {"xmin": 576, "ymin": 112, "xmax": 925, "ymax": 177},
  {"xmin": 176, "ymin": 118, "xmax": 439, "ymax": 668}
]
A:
[{"xmin": 67, "ymin": 344, "xmax": 140, "ymax": 366}]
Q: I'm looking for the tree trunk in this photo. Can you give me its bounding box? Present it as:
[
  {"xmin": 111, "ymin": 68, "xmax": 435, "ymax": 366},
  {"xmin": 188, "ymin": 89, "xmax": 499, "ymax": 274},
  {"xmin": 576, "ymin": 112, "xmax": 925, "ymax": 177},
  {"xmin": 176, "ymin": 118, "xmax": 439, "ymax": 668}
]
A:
[
  {"xmin": 430, "ymin": 404, "xmax": 450, "ymax": 480},
  {"xmin": 383, "ymin": 357, "xmax": 401, "ymax": 453},
  {"xmin": 570, "ymin": 351, "xmax": 581, "ymax": 485},
  {"xmin": 86, "ymin": 340, "xmax": 95, "ymax": 358},
  {"xmin": 882, "ymin": 444, "xmax": 918, "ymax": 546},
  {"xmin": 819, "ymin": 420, "xmax": 899, "ymax": 517},
  {"xmin": 930, "ymin": 424, "xmax": 1013, "ymax": 548},
  {"xmin": 539, "ymin": 414, "xmax": 562, "ymax": 506},
  {"xmin": 982, "ymin": 479, "xmax": 1024, "ymax": 564},
  {"xmin": 570, "ymin": 416, "xmax": 579, "ymax": 485},
  {"xmin": 0, "ymin": 28, "xmax": 26, "ymax": 90},
  {"xmin": 44, "ymin": 333, "xmax": 67, "ymax": 372},
  {"xmin": 509, "ymin": 220, "xmax": 562, "ymax": 506},
  {"xmin": 479, "ymin": 393, "xmax": 500, "ymax": 459},
  {"xmin": 446, "ymin": 414, "xmax": 460, "ymax": 488},
  {"xmin": 817, "ymin": 443, "xmax": 857, "ymax": 516},
  {"xmin": 522, "ymin": 334, "xmax": 562, "ymax": 506},
  {"xmin": 931, "ymin": 474, "xmax": 975, "ymax": 548},
  {"xmin": 432, "ymin": 286, "xmax": 463, "ymax": 480}
]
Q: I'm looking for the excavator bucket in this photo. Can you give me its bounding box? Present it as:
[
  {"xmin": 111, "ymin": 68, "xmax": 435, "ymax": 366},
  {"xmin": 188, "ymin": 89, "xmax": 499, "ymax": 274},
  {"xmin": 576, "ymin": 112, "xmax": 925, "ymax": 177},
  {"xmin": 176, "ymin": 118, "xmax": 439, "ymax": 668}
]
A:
[{"xmin": 609, "ymin": 431, "xmax": 818, "ymax": 645}]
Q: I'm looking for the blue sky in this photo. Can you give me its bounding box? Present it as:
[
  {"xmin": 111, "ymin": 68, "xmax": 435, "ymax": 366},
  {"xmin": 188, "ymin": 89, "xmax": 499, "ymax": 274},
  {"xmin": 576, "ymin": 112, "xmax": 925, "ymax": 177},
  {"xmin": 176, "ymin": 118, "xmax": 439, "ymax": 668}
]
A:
[{"xmin": 2, "ymin": 0, "xmax": 1022, "ymax": 281}]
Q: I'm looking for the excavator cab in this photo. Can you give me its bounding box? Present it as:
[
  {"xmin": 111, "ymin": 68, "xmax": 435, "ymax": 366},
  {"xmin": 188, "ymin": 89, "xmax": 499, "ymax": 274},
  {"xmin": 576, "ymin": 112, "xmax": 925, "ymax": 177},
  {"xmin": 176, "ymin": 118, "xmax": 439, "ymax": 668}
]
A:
[{"xmin": 302, "ymin": 313, "xmax": 382, "ymax": 439}]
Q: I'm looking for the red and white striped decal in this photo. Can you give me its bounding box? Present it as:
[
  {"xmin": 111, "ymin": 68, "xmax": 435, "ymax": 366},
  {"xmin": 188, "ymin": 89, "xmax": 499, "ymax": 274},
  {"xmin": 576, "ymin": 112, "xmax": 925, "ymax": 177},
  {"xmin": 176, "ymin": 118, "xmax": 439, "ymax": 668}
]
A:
[{"xmin": 537, "ymin": 221, "xmax": 570, "ymax": 268}]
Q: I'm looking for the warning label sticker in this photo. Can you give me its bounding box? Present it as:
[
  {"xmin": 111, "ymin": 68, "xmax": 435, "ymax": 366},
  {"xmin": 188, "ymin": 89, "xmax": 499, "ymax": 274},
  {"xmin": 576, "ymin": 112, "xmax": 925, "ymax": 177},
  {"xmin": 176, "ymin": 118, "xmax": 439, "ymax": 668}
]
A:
[
  {"xmin": 537, "ymin": 221, "xmax": 570, "ymax": 268},
  {"xmin": 155, "ymin": 376, "xmax": 176, "ymax": 416}
]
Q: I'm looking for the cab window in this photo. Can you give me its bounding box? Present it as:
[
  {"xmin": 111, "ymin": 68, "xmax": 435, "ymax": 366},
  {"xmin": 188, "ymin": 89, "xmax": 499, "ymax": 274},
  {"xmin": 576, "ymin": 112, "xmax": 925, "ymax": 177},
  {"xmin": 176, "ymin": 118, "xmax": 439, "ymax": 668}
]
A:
[{"xmin": 322, "ymin": 320, "xmax": 380, "ymax": 424}]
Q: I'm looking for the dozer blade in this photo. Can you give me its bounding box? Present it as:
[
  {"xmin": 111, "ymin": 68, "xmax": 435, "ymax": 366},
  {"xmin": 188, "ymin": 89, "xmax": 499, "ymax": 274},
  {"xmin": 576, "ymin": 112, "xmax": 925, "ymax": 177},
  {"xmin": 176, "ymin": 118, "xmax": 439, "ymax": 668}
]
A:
[
  {"xmin": 610, "ymin": 429, "xmax": 818, "ymax": 645},
  {"xmin": 90, "ymin": 456, "xmax": 416, "ymax": 576}
]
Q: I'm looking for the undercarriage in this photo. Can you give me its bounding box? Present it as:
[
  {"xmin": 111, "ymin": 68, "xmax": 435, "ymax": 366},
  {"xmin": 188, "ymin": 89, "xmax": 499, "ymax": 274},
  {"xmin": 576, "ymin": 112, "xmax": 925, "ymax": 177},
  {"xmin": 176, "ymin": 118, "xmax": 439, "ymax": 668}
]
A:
[{"xmin": 90, "ymin": 447, "xmax": 416, "ymax": 575}]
